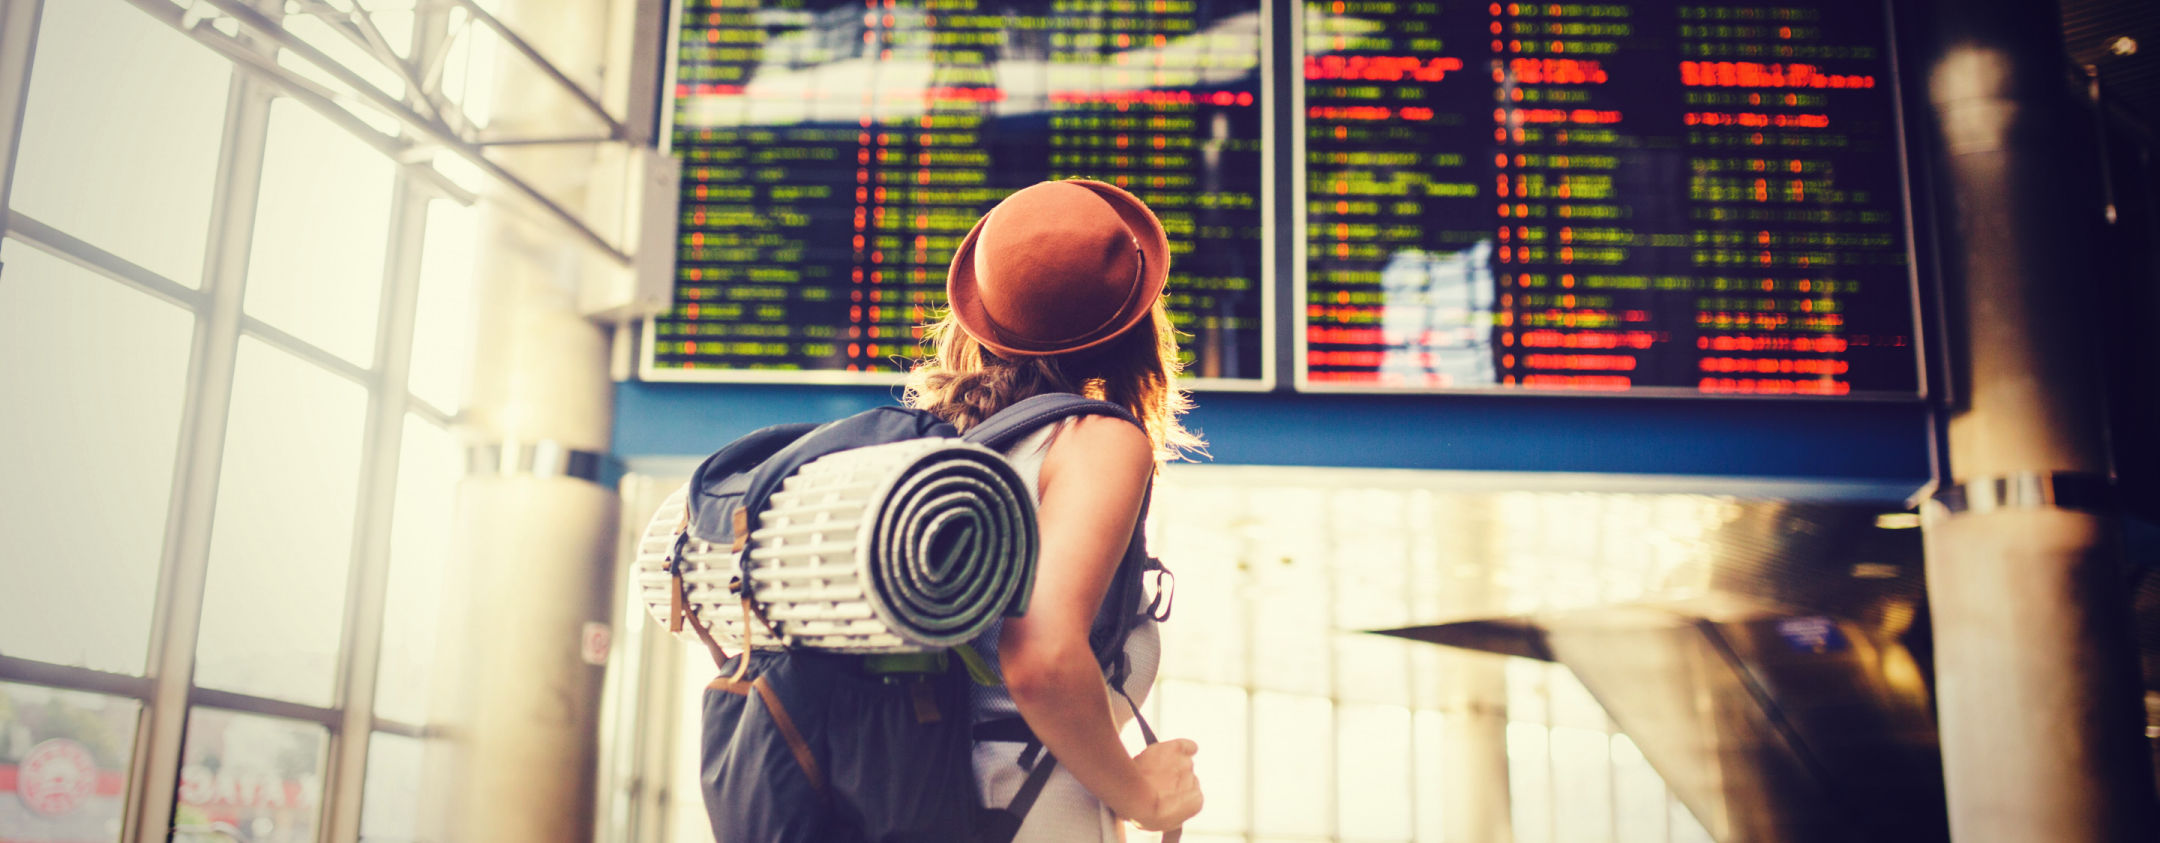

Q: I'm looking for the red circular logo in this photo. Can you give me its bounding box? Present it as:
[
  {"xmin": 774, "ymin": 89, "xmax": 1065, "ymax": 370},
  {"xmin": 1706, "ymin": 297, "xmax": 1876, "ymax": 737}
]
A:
[{"xmin": 18, "ymin": 738, "xmax": 96, "ymax": 817}]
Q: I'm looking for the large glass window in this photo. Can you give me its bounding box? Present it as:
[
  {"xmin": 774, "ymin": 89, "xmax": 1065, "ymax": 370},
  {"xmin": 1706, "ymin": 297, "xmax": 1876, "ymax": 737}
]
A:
[
  {"xmin": 374, "ymin": 414, "xmax": 463, "ymax": 725},
  {"xmin": 1247, "ymin": 564, "xmax": 1330, "ymax": 696},
  {"xmin": 407, "ymin": 200, "xmax": 481, "ymax": 415},
  {"xmin": 194, "ymin": 338, "xmax": 370, "ymax": 706},
  {"xmin": 3, "ymin": 2, "xmax": 614, "ymax": 842},
  {"xmin": 1252, "ymin": 691, "xmax": 1333, "ymax": 837},
  {"xmin": 9, "ymin": 0, "xmax": 230, "ymax": 287},
  {"xmin": 438, "ymin": 9, "xmax": 501, "ymax": 131},
  {"xmin": 666, "ymin": 643, "xmax": 715, "ymax": 843},
  {"xmin": 1161, "ymin": 681, "xmax": 1249, "ymax": 837},
  {"xmin": 1149, "ymin": 487, "xmax": 1248, "ymax": 688},
  {"xmin": 1552, "ymin": 726, "xmax": 1615, "ymax": 842},
  {"xmin": 277, "ymin": 15, "xmax": 409, "ymax": 103},
  {"xmin": 1507, "ymin": 721, "xmax": 1555, "ymax": 843},
  {"xmin": 1411, "ymin": 711, "xmax": 1449, "ymax": 842},
  {"xmin": 243, "ymin": 98, "xmax": 397, "ymax": 367},
  {"xmin": 1122, "ymin": 477, "xmax": 1717, "ymax": 843},
  {"xmin": 175, "ymin": 708, "xmax": 328, "ymax": 843},
  {"xmin": 1337, "ymin": 703, "xmax": 1413, "ymax": 840},
  {"xmin": 358, "ymin": 731, "xmax": 425, "ymax": 843},
  {"xmin": 0, "ymin": 682, "xmax": 140, "ymax": 843},
  {"xmin": 1671, "ymin": 799, "xmax": 1715, "ymax": 843},
  {"xmin": 1613, "ymin": 735, "xmax": 1668, "ymax": 843},
  {"xmin": 0, "ymin": 239, "xmax": 193, "ymax": 674}
]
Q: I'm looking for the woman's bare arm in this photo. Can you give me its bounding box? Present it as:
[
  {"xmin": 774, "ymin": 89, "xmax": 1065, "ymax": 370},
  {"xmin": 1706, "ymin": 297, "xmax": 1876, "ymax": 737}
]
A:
[{"xmin": 996, "ymin": 415, "xmax": 1202, "ymax": 831}]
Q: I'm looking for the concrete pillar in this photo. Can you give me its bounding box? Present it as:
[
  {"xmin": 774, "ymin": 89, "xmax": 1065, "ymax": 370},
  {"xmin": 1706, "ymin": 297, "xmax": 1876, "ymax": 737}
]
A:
[
  {"xmin": 418, "ymin": 2, "xmax": 627, "ymax": 842},
  {"xmin": 1418, "ymin": 493, "xmax": 1512, "ymax": 843},
  {"xmin": 1918, "ymin": 1, "xmax": 2157, "ymax": 839},
  {"xmin": 1440, "ymin": 657, "xmax": 1513, "ymax": 843}
]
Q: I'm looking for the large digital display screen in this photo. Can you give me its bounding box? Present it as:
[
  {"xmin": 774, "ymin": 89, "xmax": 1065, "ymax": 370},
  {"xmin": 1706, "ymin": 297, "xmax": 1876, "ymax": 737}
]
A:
[
  {"xmin": 1301, "ymin": 1, "xmax": 1921, "ymax": 396},
  {"xmin": 646, "ymin": 0, "xmax": 1271, "ymax": 386},
  {"xmin": 650, "ymin": 0, "xmax": 1924, "ymax": 398}
]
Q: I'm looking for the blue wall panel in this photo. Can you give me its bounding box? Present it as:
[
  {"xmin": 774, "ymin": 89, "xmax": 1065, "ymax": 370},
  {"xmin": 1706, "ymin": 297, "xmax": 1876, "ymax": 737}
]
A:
[{"xmin": 614, "ymin": 381, "xmax": 1932, "ymax": 488}]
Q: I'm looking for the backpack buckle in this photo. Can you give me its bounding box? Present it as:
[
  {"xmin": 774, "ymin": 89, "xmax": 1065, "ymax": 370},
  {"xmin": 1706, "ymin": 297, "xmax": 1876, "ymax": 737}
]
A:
[
  {"xmin": 1143, "ymin": 562, "xmax": 1175, "ymax": 623},
  {"xmin": 667, "ymin": 532, "xmax": 691, "ymax": 633},
  {"xmin": 861, "ymin": 650, "xmax": 949, "ymax": 678}
]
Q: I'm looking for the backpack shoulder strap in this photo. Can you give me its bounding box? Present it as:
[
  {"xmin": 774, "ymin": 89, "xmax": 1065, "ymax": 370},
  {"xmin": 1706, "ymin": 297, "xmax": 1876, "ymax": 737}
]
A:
[
  {"xmin": 739, "ymin": 406, "xmax": 951, "ymax": 537},
  {"xmin": 1097, "ymin": 485, "xmax": 1158, "ymax": 690},
  {"xmin": 962, "ymin": 393, "xmax": 1140, "ymax": 451},
  {"xmin": 964, "ymin": 393, "xmax": 1165, "ymax": 687}
]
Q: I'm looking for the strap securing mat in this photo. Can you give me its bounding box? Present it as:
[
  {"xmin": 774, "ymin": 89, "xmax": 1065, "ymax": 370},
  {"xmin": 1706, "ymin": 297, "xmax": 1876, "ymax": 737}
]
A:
[{"xmin": 639, "ymin": 439, "xmax": 1038, "ymax": 653}]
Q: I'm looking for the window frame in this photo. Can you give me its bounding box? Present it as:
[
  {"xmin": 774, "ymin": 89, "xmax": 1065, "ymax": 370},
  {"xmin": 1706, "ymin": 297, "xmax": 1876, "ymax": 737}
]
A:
[{"xmin": 0, "ymin": 3, "xmax": 475, "ymax": 842}]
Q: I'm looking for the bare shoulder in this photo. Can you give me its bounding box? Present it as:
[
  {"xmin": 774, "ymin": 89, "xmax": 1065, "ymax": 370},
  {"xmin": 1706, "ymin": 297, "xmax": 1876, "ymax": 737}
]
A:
[
  {"xmin": 1055, "ymin": 415, "xmax": 1152, "ymax": 466},
  {"xmin": 1042, "ymin": 414, "xmax": 1153, "ymax": 491}
]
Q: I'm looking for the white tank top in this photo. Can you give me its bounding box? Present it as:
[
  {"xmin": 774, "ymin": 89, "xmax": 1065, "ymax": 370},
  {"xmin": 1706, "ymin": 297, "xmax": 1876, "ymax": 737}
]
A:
[{"xmin": 968, "ymin": 418, "xmax": 1161, "ymax": 724}]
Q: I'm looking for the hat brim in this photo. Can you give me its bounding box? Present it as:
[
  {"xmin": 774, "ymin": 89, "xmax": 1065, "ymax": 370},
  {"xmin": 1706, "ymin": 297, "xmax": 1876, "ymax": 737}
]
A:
[{"xmin": 946, "ymin": 180, "xmax": 1171, "ymax": 358}]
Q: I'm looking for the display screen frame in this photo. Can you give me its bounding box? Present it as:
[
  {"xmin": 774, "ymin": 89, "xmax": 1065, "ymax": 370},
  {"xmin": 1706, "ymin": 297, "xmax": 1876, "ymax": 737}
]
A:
[
  {"xmin": 639, "ymin": 0, "xmax": 1929, "ymax": 401},
  {"xmin": 1286, "ymin": 0, "xmax": 1928, "ymax": 400},
  {"xmin": 638, "ymin": 0, "xmax": 1282, "ymax": 392}
]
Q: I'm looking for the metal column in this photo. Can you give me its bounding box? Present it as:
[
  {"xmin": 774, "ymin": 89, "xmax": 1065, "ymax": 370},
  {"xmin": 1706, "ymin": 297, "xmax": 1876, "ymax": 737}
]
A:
[
  {"xmin": 1432, "ymin": 495, "xmax": 1513, "ymax": 843},
  {"xmin": 1918, "ymin": 0, "xmax": 2157, "ymax": 839},
  {"xmin": 412, "ymin": 2, "xmax": 631, "ymax": 841}
]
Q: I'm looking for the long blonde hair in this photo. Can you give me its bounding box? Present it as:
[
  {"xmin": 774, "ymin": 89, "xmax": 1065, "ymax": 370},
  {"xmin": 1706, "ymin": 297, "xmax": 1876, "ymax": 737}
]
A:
[{"xmin": 903, "ymin": 298, "xmax": 1203, "ymax": 464}]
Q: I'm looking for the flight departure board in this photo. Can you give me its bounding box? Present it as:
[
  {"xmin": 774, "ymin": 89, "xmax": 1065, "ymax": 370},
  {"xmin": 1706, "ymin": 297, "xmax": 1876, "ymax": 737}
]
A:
[
  {"xmin": 646, "ymin": 0, "xmax": 1270, "ymax": 386},
  {"xmin": 1301, "ymin": 1, "xmax": 1921, "ymax": 396}
]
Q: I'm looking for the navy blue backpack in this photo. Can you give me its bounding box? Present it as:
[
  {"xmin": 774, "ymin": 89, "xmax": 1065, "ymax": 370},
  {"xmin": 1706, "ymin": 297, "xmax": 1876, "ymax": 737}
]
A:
[{"xmin": 669, "ymin": 393, "xmax": 1173, "ymax": 843}]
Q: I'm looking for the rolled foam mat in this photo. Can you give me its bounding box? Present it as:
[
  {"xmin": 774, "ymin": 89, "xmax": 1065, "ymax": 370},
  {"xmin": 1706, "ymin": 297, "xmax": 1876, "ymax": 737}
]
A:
[
  {"xmin": 638, "ymin": 438, "xmax": 1038, "ymax": 653},
  {"xmin": 634, "ymin": 482, "xmax": 769, "ymax": 651}
]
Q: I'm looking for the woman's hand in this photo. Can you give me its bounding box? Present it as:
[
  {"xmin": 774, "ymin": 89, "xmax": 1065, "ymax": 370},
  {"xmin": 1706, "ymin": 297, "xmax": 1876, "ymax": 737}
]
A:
[{"xmin": 1116, "ymin": 738, "xmax": 1203, "ymax": 831}]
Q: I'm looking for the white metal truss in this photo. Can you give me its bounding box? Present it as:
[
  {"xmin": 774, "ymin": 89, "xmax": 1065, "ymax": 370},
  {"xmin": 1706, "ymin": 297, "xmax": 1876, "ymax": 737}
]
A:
[{"xmin": 133, "ymin": 0, "xmax": 646, "ymax": 264}]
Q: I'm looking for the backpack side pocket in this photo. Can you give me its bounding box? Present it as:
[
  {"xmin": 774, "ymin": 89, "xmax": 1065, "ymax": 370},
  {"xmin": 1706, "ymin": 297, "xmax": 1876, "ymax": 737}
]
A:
[{"xmin": 699, "ymin": 653, "xmax": 842, "ymax": 843}]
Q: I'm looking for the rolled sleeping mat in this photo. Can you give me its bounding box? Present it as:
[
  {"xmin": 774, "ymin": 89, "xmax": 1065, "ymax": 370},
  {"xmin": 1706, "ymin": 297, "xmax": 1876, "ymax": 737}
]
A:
[
  {"xmin": 749, "ymin": 438, "xmax": 1038, "ymax": 652},
  {"xmin": 635, "ymin": 438, "xmax": 1038, "ymax": 653},
  {"xmin": 633, "ymin": 482, "xmax": 774, "ymax": 651}
]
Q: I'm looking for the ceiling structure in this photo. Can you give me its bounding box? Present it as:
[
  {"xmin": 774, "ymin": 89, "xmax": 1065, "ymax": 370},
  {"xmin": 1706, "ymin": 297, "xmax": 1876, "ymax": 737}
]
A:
[{"xmin": 2064, "ymin": 0, "xmax": 2160, "ymax": 138}]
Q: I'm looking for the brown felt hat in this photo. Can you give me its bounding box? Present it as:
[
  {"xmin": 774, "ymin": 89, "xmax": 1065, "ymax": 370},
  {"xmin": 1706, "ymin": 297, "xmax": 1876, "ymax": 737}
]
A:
[{"xmin": 946, "ymin": 179, "xmax": 1171, "ymax": 358}]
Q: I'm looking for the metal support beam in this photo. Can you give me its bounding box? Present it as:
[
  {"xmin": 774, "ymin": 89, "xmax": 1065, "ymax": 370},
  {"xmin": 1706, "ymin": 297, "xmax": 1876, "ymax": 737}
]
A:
[
  {"xmin": 120, "ymin": 0, "xmax": 479, "ymax": 207},
  {"xmin": 0, "ymin": 0, "xmax": 45, "ymax": 219},
  {"xmin": 4, "ymin": 211, "xmax": 208, "ymax": 311},
  {"xmin": 132, "ymin": 0, "xmax": 632, "ymax": 264},
  {"xmin": 0, "ymin": 656, "xmax": 156, "ymax": 701},
  {"xmin": 321, "ymin": 171, "xmax": 430, "ymax": 843},
  {"xmin": 292, "ymin": 0, "xmax": 461, "ymax": 130},
  {"xmin": 446, "ymin": 0, "xmax": 627, "ymax": 139},
  {"xmin": 472, "ymin": 133, "xmax": 620, "ymax": 147},
  {"xmin": 130, "ymin": 68, "xmax": 274, "ymax": 843},
  {"xmin": 1275, "ymin": 0, "xmax": 1303, "ymax": 392},
  {"xmin": 235, "ymin": 312, "xmax": 378, "ymax": 387},
  {"xmin": 187, "ymin": 687, "xmax": 344, "ymax": 730},
  {"xmin": 606, "ymin": 0, "xmax": 669, "ymax": 146},
  {"xmin": 1917, "ymin": 0, "xmax": 2159, "ymax": 839}
]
